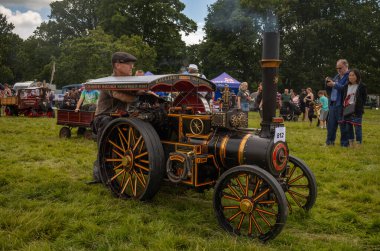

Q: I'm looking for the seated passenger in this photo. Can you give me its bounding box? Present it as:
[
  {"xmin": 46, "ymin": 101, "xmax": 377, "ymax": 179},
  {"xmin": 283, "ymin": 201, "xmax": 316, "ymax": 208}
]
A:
[{"xmin": 75, "ymin": 86, "xmax": 99, "ymax": 112}]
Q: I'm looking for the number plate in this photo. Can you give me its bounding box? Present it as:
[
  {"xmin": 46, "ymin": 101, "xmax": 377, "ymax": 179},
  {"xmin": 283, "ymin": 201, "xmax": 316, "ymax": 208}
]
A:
[{"xmin": 274, "ymin": 127, "xmax": 286, "ymax": 143}]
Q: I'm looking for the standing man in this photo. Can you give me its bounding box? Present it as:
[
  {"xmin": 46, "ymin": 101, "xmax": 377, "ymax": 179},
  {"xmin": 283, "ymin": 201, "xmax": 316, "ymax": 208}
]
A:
[
  {"xmin": 91, "ymin": 52, "xmax": 140, "ymax": 183},
  {"xmin": 325, "ymin": 59, "xmax": 350, "ymax": 146}
]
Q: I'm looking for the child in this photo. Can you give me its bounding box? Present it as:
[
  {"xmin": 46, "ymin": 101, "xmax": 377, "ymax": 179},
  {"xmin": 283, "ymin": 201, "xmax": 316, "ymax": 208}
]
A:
[
  {"xmin": 318, "ymin": 90, "xmax": 329, "ymax": 129},
  {"xmin": 308, "ymin": 101, "xmax": 316, "ymax": 126}
]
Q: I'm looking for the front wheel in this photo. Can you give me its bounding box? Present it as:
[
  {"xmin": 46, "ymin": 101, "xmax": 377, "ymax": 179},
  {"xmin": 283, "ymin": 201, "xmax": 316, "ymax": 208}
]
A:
[{"xmin": 213, "ymin": 165, "xmax": 288, "ymax": 242}]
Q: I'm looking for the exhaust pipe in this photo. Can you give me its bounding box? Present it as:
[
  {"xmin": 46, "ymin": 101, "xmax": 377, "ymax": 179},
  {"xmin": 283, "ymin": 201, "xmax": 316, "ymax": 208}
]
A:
[{"xmin": 260, "ymin": 31, "xmax": 281, "ymax": 138}]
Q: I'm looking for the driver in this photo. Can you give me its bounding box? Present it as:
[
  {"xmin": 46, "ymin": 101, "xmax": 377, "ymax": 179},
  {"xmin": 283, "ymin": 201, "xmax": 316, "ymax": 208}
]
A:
[{"xmin": 91, "ymin": 52, "xmax": 140, "ymax": 184}]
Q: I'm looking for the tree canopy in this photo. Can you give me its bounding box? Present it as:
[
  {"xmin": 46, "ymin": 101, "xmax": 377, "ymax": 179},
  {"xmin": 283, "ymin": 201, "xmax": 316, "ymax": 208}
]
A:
[
  {"xmin": 0, "ymin": 14, "xmax": 23, "ymax": 83},
  {"xmin": 55, "ymin": 28, "xmax": 156, "ymax": 86},
  {"xmin": 200, "ymin": 0, "xmax": 380, "ymax": 93},
  {"xmin": 1, "ymin": 0, "xmax": 379, "ymax": 94}
]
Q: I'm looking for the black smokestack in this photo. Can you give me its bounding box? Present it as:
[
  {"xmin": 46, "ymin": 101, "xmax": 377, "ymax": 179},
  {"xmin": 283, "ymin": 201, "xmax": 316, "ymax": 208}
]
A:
[{"xmin": 260, "ymin": 31, "xmax": 281, "ymax": 138}]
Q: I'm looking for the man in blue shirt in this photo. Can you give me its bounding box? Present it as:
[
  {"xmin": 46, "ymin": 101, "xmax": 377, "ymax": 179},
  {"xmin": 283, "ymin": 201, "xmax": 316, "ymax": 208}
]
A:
[{"xmin": 325, "ymin": 59, "xmax": 350, "ymax": 146}]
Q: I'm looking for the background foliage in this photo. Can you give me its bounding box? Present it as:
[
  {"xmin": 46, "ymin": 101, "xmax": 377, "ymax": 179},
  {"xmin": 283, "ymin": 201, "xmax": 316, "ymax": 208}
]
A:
[
  {"xmin": 0, "ymin": 110, "xmax": 379, "ymax": 250},
  {"xmin": 0, "ymin": 0, "xmax": 380, "ymax": 93}
]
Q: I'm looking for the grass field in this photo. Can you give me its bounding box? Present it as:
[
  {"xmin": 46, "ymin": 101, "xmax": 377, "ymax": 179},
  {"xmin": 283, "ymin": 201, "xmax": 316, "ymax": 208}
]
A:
[{"xmin": 0, "ymin": 110, "xmax": 379, "ymax": 250}]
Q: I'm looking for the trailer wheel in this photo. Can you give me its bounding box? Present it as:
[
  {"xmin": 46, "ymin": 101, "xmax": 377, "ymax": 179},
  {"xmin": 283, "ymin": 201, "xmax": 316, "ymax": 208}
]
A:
[
  {"xmin": 83, "ymin": 130, "xmax": 93, "ymax": 140},
  {"xmin": 280, "ymin": 155, "xmax": 317, "ymax": 212},
  {"xmin": 59, "ymin": 127, "xmax": 71, "ymax": 138},
  {"xmin": 77, "ymin": 127, "xmax": 86, "ymax": 136},
  {"xmin": 4, "ymin": 106, "xmax": 12, "ymax": 116},
  {"xmin": 99, "ymin": 118, "xmax": 164, "ymax": 201},
  {"xmin": 213, "ymin": 165, "xmax": 288, "ymax": 242}
]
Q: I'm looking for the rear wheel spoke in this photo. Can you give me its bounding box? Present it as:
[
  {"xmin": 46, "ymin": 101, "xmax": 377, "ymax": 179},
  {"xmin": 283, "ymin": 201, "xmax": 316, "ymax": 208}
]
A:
[
  {"xmin": 120, "ymin": 176, "xmax": 131, "ymax": 195},
  {"xmin": 235, "ymin": 177, "xmax": 245, "ymax": 196},
  {"xmin": 108, "ymin": 139, "xmax": 124, "ymax": 153},
  {"xmin": 117, "ymin": 128, "xmax": 126, "ymax": 152},
  {"xmin": 228, "ymin": 210, "xmax": 242, "ymax": 222},
  {"xmin": 111, "ymin": 169, "xmax": 125, "ymax": 181},
  {"xmin": 227, "ymin": 184, "xmax": 241, "ymax": 199}
]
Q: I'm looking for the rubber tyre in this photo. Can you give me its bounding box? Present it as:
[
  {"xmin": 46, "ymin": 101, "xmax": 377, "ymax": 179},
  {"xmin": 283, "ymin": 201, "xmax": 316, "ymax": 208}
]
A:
[
  {"xmin": 99, "ymin": 118, "xmax": 165, "ymax": 201},
  {"xmin": 213, "ymin": 165, "xmax": 288, "ymax": 242},
  {"xmin": 59, "ymin": 127, "xmax": 71, "ymax": 138}
]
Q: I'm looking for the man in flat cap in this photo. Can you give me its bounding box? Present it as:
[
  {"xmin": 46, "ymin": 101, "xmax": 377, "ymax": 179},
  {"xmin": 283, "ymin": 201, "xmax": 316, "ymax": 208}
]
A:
[{"xmin": 91, "ymin": 51, "xmax": 140, "ymax": 183}]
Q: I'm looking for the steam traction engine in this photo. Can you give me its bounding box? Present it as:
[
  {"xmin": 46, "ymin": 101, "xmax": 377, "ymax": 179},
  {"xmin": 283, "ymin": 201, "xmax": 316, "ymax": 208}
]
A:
[{"xmin": 85, "ymin": 33, "xmax": 317, "ymax": 242}]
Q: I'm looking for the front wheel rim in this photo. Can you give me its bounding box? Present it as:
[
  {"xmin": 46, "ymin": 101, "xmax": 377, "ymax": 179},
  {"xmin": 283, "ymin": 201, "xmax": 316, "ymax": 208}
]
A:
[{"xmin": 214, "ymin": 166, "xmax": 287, "ymax": 241}]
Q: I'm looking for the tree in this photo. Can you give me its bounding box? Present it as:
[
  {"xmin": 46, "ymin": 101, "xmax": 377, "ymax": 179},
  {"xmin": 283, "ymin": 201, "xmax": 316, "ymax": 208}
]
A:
[
  {"xmin": 54, "ymin": 28, "xmax": 156, "ymax": 87},
  {"xmin": 97, "ymin": 0, "xmax": 197, "ymax": 73},
  {"xmin": 0, "ymin": 14, "xmax": 23, "ymax": 83},
  {"xmin": 34, "ymin": 0, "xmax": 101, "ymax": 45},
  {"xmin": 241, "ymin": 0, "xmax": 380, "ymax": 93},
  {"xmin": 199, "ymin": 0, "xmax": 263, "ymax": 87}
]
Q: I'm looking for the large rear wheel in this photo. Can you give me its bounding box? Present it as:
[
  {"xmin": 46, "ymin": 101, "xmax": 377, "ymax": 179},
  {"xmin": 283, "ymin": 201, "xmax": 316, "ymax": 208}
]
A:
[
  {"xmin": 213, "ymin": 165, "xmax": 288, "ymax": 242},
  {"xmin": 99, "ymin": 118, "xmax": 165, "ymax": 201}
]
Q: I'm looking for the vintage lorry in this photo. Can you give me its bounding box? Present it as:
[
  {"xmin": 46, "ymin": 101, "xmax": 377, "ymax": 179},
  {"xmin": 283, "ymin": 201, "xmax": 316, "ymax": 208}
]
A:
[{"xmin": 1, "ymin": 86, "xmax": 54, "ymax": 117}]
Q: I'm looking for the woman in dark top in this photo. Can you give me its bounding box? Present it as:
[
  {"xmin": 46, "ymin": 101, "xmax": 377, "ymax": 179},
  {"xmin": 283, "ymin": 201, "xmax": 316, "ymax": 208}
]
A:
[
  {"xmin": 303, "ymin": 87, "xmax": 314, "ymax": 122},
  {"xmin": 342, "ymin": 68, "xmax": 367, "ymax": 146}
]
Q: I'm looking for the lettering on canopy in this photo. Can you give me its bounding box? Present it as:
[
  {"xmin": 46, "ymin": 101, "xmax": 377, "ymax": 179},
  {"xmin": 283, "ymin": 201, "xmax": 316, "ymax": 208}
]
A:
[
  {"xmin": 86, "ymin": 83, "xmax": 149, "ymax": 90},
  {"xmin": 85, "ymin": 74, "xmax": 215, "ymax": 91},
  {"xmin": 152, "ymin": 75, "xmax": 214, "ymax": 90}
]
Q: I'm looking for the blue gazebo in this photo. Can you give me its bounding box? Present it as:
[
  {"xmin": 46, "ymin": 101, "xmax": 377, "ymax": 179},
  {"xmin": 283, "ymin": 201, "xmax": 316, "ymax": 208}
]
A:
[
  {"xmin": 144, "ymin": 71, "xmax": 154, "ymax": 76},
  {"xmin": 210, "ymin": 72, "xmax": 241, "ymax": 99}
]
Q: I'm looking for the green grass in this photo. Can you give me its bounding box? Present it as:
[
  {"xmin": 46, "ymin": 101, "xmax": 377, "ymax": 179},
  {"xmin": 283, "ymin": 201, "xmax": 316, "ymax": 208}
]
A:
[{"xmin": 0, "ymin": 110, "xmax": 379, "ymax": 250}]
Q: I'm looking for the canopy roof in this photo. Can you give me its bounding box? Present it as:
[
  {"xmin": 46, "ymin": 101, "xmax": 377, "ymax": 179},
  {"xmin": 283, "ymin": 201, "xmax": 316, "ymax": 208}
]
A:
[
  {"xmin": 85, "ymin": 74, "xmax": 215, "ymax": 93},
  {"xmin": 211, "ymin": 72, "xmax": 241, "ymax": 88}
]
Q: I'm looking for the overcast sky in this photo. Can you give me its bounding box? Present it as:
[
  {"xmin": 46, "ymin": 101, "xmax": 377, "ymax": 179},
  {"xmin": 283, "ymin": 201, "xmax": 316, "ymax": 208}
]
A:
[{"xmin": 0, "ymin": 0, "xmax": 216, "ymax": 44}]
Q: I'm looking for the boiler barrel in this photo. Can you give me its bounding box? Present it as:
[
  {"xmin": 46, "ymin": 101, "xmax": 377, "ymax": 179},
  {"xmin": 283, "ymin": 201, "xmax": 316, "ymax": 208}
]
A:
[{"xmin": 208, "ymin": 132, "xmax": 288, "ymax": 176}]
